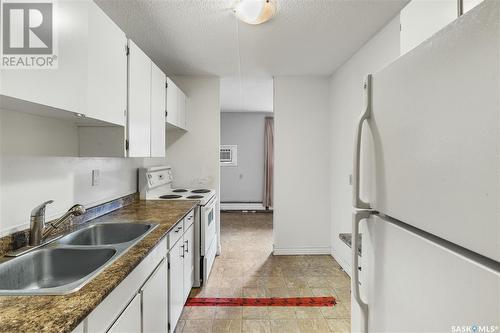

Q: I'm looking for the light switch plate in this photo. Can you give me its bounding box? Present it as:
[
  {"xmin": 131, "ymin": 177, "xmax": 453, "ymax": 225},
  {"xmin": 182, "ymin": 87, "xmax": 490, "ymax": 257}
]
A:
[{"xmin": 92, "ymin": 169, "xmax": 100, "ymax": 186}]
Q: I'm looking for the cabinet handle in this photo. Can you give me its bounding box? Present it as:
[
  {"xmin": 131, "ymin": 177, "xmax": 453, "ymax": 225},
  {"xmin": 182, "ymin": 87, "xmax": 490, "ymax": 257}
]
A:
[
  {"xmin": 174, "ymin": 226, "xmax": 182, "ymax": 233},
  {"xmin": 184, "ymin": 240, "xmax": 189, "ymax": 253},
  {"xmin": 180, "ymin": 244, "xmax": 185, "ymax": 258}
]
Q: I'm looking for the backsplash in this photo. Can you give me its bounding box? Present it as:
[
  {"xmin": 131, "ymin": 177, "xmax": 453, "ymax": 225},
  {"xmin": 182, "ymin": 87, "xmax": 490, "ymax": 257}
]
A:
[{"xmin": 0, "ymin": 193, "xmax": 137, "ymax": 257}]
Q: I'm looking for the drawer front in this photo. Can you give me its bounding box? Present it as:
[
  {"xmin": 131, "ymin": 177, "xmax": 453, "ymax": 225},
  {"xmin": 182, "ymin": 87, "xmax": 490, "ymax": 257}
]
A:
[
  {"xmin": 184, "ymin": 209, "xmax": 195, "ymax": 229},
  {"xmin": 168, "ymin": 222, "xmax": 184, "ymax": 250}
]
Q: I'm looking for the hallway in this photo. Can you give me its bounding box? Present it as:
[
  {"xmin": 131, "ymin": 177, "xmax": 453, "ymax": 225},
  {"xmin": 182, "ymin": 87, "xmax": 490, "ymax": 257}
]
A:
[{"xmin": 177, "ymin": 212, "xmax": 351, "ymax": 333}]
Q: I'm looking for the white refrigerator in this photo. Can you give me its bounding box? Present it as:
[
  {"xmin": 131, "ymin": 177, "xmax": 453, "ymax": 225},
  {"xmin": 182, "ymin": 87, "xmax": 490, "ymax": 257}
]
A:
[{"xmin": 351, "ymin": 1, "xmax": 500, "ymax": 332}]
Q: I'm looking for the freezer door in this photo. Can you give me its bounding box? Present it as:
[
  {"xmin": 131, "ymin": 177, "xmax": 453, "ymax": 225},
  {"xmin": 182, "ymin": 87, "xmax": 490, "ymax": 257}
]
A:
[
  {"xmin": 366, "ymin": 1, "xmax": 500, "ymax": 261},
  {"xmin": 353, "ymin": 215, "xmax": 500, "ymax": 333}
]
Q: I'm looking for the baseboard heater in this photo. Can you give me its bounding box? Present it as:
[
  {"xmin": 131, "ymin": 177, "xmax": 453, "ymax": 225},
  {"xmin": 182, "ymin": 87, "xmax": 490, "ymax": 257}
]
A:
[{"xmin": 220, "ymin": 202, "xmax": 271, "ymax": 211}]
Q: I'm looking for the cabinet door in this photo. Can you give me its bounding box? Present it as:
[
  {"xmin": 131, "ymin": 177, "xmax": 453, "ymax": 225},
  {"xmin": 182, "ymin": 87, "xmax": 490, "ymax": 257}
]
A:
[
  {"xmin": 87, "ymin": 1, "xmax": 127, "ymax": 126},
  {"xmin": 0, "ymin": 1, "xmax": 88, "ymax": 114},
  {"xmin": 150, "ymin": 63, "xmax": 166, "ymax": 157},
  {"xmin": 108, "ymin": 293, "xmax": 141, "ymax": 333},
  {"xmin": 169, "ymin": 239, "xmax": 185, "ymax": 331},
  {"xmin": 183, "ymin": 224, "xmax": 195, "ymax": 301},
  {"xmin": 177, "ymin": 90, "xmax": 187, "ymax": 130},
  {"xmin": 127, "ymin": 40, "xmax": 151, "ymax": 157},
  {"xmin": 142, "ymin": 259, "xmax": 168, "ymax": 333},
  {"xmin": 166, "ymin": 78, "xmax": 178, "ymax": 126}
]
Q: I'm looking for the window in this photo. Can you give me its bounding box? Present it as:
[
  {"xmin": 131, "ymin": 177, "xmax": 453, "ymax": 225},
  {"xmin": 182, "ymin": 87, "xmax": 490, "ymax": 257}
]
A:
[{"xmin": 220, "ymin": 145, "xmax": 237, "ymax": 166}]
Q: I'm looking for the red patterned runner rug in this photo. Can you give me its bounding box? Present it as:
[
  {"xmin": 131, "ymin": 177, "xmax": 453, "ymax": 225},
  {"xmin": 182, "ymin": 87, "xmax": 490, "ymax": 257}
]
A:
[{"xmin": 186, "ymin": 297, "xmax": 336, "ymax": 307}]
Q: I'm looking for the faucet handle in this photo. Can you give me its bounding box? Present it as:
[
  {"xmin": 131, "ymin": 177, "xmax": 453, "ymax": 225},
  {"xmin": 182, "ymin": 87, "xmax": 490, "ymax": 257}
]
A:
[{"xmin": 30, "ymin": 200, "xmax": 54, "ymax": 217}]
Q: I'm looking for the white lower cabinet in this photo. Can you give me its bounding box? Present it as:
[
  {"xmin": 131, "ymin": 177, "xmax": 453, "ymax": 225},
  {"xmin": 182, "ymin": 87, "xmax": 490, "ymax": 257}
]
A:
[
  {"xmin": 168, "ymin": 210, "xmax": 196, "ymax": 332},
  {"xmin": 108, "ymin": 293, "xmax": 141, "ymax": 333},
  {"xmin": 73, "ymin": 211, "xmax": 196, "ymax": 333},
  {"xmin": 169, "ymin": 237, "xmax": 185, "ymax": 331},
  {"xmin": 183, "ymin": 224, "xmax": 195, "ymax": 302},
  {"xmin": 84, "ymin": 238, "xmax": 167, "ymax": 333},
  {"xmin": 142, "ymin": 259, "xmax": 168, "ymax": 333}
]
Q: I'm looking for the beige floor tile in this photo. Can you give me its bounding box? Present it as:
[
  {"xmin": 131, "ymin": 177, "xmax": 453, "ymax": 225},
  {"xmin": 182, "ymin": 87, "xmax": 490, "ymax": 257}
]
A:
[
  {"xmin": 180, "ymin": 213, "xmax": 351, "ymax": 333},
  {"xmin": 174, "ymin": 320, "xmax": 186, "ymax": 333},
  {"xmin": 294, "ymin": 307, "xmax": 323, "ymax": 319},
  {"xmin": 266, "ymin": 288, "xmax": 290, "ymax": 298},
  {"xmin": 243, "ymin": 287, "xmax": 267, "ymax": 298},
  {"xmin": 242, "ymin": 307, "xmax": 269, "ymax": 319},
  {"xmin": 180, "ymin": 307, "xmax": 191, "ymax": 320},
  {"xmin": 326, "ymin": 319, "xmax": 351, "ymax": 333},
  {"xmin": 183, "ymin": 319, "xmax": 213, "ymax": 333},
  {"xmin": 268, "ymin": 307, "xmax": 296, "ymax": 319},
  {"xmin": 320, "ymin": 304, "xmax": 350, "ymax": 319},
  {"xmin": 216, "ymin": 307, "xmax": 243, "ymax": 319},
  {"xmin": 270, "ymin": 319, "xmax": 300, "ymax": 333},
  {"xmin": 212, "ymin": 319, "xmax": 243, "ymax": 333},
  {"xmin": 311, "ymin": 288, "xmax": 336, "ymax": 297},
  {"xmin": 283, "ymin": 277, "xmax": 308, "ymax": 288},
  {"xmin": 297, "ymin": 319, "xmax": 331, "ymax": 333},
  {"xmin": 262, "ymin": 276, "xmax": 286, "ymax": 289},
  {"xmin": 242, "ymin": 320, "xmax": 271, "ymax": 333},
  {"xmin": 188, "ymin": 306, "xmax": 217, "ymax": 320},
  {"xmin": 217, "ymin": 287, "xmax": 243, "ymax": 298}
]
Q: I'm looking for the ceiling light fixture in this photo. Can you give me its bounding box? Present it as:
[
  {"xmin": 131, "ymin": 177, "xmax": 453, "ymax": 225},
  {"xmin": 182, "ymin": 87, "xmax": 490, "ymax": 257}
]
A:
[{"xmin": 234, "ymin": 0, "xmax": 277, "ymax": 25}]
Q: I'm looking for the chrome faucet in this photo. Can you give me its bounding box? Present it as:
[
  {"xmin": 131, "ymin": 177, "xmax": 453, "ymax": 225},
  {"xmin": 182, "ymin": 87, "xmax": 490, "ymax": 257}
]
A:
[{"xmin": 30, "ymin": 201, "xmax": 86, "ymax": 246}]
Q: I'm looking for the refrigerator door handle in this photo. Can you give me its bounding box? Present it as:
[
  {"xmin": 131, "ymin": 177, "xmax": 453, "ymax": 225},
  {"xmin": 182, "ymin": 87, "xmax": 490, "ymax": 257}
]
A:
[
  {"xmin": 353, "ymin": 74, "xmax": 372, "ymax": 209},
  {"xmin": 352, "ymin": 209, "xmax": 376, "ymax": 333}
]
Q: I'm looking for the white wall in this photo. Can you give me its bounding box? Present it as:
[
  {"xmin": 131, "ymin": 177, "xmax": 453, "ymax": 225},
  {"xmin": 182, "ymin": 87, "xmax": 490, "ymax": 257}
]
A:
[
  {"xmin": 329, "ymin": 15, "xmax": 401, "ymax": 273},
  {"xmin": 164, "ymin": 77, "xmax": 220, "ymax": 192},
  {"xmin": 163, "ymin": 76, "xmax": 221, "ymax": 249},
  {"xmin": 0, "ymin": 109, "xmax": 142, "ymax": 236},
  {"xmin": 220, "ymin": 112, "xmax": 272, "ymax": 203},
  {"xmin": 273, "ymin": 76, "xmax": 331, "ymax": 255}
]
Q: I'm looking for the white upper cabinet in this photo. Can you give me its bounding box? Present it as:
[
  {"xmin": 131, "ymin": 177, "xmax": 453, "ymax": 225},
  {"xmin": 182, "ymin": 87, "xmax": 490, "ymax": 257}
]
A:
[
  {"xmin": 166, "ymin": 77, "xmax": 188, "ymax": 130},
  {"xmin": 87, "ymin": 1, "xmax": 127, "ymax": 126},
  {"xmin": 401, "ymin": 0, "xmax": 484, "ymax": 55},
  {"xmin": 166, "ymin": 77, "xmax": 179, "ymax": 126},
  {"xmin": 150, "ymin": 63, "xmax": 166, "ymax": 157},
  {"xmin": 0, "ymin": 0, "xmax": 127, "ymax": 126},
  {"xmin": 178, "ymin": 89, "xmax": 187, "ymax": 130},
  {"xmin": 127, "ymin": 40, "xmax": 151, "ymax": 157},
  {"xmin": 128, "ymin": 40, "xmax": 168, "ymax": 157}
]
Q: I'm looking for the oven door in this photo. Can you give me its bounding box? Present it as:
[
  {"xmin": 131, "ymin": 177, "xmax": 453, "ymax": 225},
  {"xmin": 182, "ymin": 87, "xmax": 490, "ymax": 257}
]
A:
[{"xmin": 200, "ymin": 195, "xmax": 217, "ymax": 256}]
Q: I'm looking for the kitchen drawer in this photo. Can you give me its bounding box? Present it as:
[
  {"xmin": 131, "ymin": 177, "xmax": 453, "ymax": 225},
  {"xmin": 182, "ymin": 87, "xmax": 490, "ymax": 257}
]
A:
[
  {"xmin": 184, "ymin": 209, "xmax": 195, "ymax": 229},
  {"xmin": 168, "ymin": 222, "xmax": 184, "ymax": 250}
]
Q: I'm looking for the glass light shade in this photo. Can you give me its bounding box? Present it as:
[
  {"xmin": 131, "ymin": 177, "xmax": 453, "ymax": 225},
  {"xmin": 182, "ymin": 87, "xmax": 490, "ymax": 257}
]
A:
[{"xmin": 234, "ymin": 0, "xmax": 276, "ymax": 25}]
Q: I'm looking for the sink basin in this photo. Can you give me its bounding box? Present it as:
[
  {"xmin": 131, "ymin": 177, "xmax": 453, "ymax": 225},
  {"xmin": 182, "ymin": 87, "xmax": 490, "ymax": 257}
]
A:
[
  {"xmin": 55, "ymin": 223, "xmax": 155, "ymax": 246},
  {"xmin": 0, "ymin": 247, "xmax": 116, "ymax": 295}
]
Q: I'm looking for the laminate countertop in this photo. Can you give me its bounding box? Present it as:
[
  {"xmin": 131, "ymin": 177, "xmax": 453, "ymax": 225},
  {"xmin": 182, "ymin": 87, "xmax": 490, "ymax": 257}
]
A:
[{"xmin": 0, "ymin": 200, "xmax": 198, "ymax": 333}]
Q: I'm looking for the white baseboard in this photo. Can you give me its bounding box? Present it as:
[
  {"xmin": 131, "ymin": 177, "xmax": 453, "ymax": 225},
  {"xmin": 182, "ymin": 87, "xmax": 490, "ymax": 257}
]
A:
[
  {"xmin": 273, "ymin": 246, "xmax": 331, "ymax": 255},
  {"xmin": 220, "ymin": 203, "xmax": 267, "ymax": 211}
]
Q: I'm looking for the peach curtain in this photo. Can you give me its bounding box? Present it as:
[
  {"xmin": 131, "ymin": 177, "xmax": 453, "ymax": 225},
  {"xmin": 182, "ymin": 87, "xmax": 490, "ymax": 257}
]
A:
[{"xmin": 263, "ymin": 117, "xmax": 274, "ymax": 209}]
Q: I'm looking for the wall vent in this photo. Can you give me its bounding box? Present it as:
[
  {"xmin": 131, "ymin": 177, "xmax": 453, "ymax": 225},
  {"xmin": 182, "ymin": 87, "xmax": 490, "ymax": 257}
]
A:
[{"xmin": 220, "ymin": 145, "xmax": 237, "ymax": 166}]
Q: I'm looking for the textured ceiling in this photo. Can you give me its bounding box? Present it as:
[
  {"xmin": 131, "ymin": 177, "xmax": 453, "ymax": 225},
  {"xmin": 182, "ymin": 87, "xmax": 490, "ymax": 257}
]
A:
[
  {"xmin": 221, "ymin": 77, "xmax": 274, "ymax": 112},
  {"xmin": 96, "ymin": 0, "xmax": 408, "ymax": 77}
]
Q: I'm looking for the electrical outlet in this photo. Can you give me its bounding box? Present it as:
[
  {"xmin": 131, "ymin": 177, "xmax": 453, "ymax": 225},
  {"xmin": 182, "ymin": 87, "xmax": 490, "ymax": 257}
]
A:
[{"xmin": 92, "ymin": 169, "xmax": 100, "ymax": 186}]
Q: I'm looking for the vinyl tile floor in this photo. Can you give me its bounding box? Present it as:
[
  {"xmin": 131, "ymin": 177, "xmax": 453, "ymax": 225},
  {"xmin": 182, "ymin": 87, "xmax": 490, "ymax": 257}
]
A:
[{"xmin": 176, "ymin": 212, "xmax": 351, "ymax": 333}]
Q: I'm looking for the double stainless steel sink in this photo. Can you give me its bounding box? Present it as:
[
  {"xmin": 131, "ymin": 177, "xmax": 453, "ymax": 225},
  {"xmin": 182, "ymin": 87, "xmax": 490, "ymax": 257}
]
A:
[{"xmin": 0, "ymin": 222, "xmax": 158, "ymax": 296}]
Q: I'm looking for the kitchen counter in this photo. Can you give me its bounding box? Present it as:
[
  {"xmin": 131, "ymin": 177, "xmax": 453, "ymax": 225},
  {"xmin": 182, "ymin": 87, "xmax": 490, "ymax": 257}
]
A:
[{"xmin": 0, "ymin": 200, "xmax": 197, "ymax": 333}]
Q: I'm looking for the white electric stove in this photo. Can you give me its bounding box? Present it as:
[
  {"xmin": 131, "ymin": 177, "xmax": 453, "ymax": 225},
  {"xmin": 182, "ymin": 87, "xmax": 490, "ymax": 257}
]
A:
[{"xmin": 139, "ymin": 166, "xmax": 218, "ymax": 287}]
